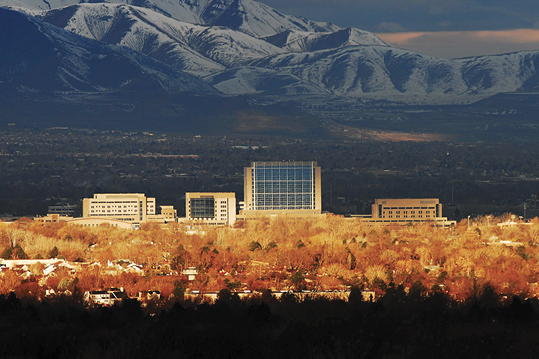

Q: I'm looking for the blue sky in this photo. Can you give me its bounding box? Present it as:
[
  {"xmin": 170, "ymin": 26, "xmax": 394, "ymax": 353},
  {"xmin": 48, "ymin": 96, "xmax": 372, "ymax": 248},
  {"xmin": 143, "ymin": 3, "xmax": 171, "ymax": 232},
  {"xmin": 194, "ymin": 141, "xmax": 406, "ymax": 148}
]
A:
[{"xmin": 258, "ymin": 0, "xmax": 539, "ymax": 58}]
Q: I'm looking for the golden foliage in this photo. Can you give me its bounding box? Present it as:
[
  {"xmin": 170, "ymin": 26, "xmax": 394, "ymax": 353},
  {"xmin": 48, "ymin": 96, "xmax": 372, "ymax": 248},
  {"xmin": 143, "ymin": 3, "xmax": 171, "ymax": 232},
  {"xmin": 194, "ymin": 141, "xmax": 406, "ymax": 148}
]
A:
[{"xmin": 0, "ymin": 215, "xmax": 538, "ymax": 300}]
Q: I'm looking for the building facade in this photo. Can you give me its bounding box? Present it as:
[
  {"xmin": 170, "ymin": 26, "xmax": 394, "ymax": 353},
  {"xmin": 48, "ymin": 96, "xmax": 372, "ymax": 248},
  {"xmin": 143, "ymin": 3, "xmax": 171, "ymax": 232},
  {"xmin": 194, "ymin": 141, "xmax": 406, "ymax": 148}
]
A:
[
  {"xmin": 242, "ymin": 161, "xmax": 321, "ymax": 217},
  {"xmin": 47, "ymin": 204, "xmax": 79, "ymax": 217},
  {"xmin": 82, "ymin": 193, "xmax": 156, "ymax": 224},
  {"xmin": 185, "ymin": 192, "xmax": 236, "ymax": 226},
  {"xmin": 361, "ymin": 198, "xmax": 454, "ymax": 226},
  {"xmin": 67, "ymin": 218, "xmax": 135, "ymax": 229}
]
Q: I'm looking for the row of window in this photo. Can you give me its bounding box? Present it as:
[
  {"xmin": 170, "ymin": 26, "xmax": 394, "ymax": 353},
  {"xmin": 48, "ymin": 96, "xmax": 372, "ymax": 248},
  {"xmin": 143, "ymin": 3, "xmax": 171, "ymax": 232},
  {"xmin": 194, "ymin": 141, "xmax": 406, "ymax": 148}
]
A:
[
  {"xmin": 82, "ymin": 223, "xmax": 121, "ymax": 227},
  {"xmin": 384, "ymin": 210, "xmax": 431, "ymax": 215},
  {"xmin": 254, "ymin": 182, "xmax": 313, "ymax": 193},
  {"xmin": 91, "ymin": 204, "xmax": 138, "ymax": 209},
  {"xmin": 91, "ymin": 209, "xmax": 138, "ymax": 213},
  {"xmin": 383, "ymin": 206, "xmax": 436, "ymax": 210},
  {"xmin": 190, "ymin": 198, "xmax": 215, "ymax": 219},
  {"xmin": 253, "ymin": 194, "xmax": 313, "ymax": 210},
  {"xmin": 253, "ymin": 168, "xmax": 314, "ymax": 182},
  {"xmin": 90, "ymin": 201, "xmax": 138, "ymax": 204}
]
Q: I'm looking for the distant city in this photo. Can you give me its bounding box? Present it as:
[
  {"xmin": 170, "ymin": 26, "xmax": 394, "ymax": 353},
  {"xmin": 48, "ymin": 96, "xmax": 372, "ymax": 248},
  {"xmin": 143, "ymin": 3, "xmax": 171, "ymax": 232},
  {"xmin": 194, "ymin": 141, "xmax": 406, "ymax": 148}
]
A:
[{"xmin": 36, "ymin": 161, "xmax": 455, "ymax": 228}]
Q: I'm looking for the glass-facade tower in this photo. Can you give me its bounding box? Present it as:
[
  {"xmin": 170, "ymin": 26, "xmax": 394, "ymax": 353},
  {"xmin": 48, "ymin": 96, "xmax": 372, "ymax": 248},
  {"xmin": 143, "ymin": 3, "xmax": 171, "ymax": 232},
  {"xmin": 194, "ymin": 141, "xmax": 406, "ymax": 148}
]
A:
[{"xmin": 244, "ymin": 161, "xmax": 321, "ymax": 213}]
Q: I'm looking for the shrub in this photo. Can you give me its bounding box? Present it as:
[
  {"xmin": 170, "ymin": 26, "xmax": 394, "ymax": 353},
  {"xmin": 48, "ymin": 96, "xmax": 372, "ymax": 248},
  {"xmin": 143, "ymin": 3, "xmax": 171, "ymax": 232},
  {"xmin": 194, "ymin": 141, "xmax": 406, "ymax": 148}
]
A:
[
  {"xmin": 249, "ymin": 241, "xmax": 262, "ymax": 251},
  {"xmin": 1, "ymin": 247, "xmax": 13, "ymax": 259},
  {"xmin": 48, "ymin": 246, "xmax": 59, "ymax": 259},
  {"xmin": 13, "ymin": 245, "xmax": 27, "ymax": 259}
]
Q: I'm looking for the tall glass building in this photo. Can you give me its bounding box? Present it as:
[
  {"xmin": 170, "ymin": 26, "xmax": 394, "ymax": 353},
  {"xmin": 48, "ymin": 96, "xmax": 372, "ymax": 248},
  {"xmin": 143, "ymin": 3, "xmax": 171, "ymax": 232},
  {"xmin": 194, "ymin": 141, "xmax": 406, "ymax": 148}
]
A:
[{"xmin": 243, "ymin": 161, "xmax": 321, "ymax": 215}]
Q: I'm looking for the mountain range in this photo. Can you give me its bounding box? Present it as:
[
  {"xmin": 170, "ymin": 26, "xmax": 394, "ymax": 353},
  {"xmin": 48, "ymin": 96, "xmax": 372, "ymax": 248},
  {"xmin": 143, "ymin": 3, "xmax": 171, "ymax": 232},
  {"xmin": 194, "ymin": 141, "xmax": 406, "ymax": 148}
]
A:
[{"xmin": 1, "ymin": 0, "xmax": 539, "ymax": 139}]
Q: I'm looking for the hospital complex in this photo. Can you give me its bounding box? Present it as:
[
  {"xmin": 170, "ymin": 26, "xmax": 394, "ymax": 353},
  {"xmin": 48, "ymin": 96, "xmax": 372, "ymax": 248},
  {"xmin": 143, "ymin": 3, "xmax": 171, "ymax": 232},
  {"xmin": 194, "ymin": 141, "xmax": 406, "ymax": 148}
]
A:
[{"xmin": 36, "ymin": 161, "xmax": 455, "ymax": 227}]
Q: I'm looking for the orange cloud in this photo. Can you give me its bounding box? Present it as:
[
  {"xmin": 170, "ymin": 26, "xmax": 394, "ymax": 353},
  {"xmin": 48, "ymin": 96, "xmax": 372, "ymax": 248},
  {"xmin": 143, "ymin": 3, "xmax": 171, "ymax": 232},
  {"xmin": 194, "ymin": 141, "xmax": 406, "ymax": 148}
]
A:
[
  {"xmin": 378, "ymin": 29, "xmax": 539, "ymax": 45},
  {"xmin": 376, "ymin": 29, "xmax": 539, "ymax": 58},
  {"xmin": 472, "ymin": 29, "xmax": 539, "ymax": 43}
]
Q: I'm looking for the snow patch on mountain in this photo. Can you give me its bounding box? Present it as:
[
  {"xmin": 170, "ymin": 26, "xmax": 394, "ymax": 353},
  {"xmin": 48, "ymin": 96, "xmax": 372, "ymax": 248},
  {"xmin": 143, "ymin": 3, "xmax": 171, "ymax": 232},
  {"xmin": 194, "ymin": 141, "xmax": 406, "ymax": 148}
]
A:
[
  {"xmin": 206, "ymin": 0, "xmax": 339, "ymax": 37},
  {"xmin": 248, "ymin": 46, "xmax": 539, "ymax": 98},
  {"xmin": 457, "ymin": 51, "xmax": 539, "ymax": 94},
  {"xmin": 38, "ymin": 3, "xmax": 285, "ymax": 75},
  {"xmin": 0, "ymin": 0, "xmax": 339, "ymax": 37},
  {"xmin": 0, "ymin": 7, "xmax": 218, "ymax": 93},
  {"xmin": 204, "ymin": 66, "xmax": 328, "ymax": 95},
  {"xmin": 2, "ymin": 0, "xmax": 539, "ymax": 104}
]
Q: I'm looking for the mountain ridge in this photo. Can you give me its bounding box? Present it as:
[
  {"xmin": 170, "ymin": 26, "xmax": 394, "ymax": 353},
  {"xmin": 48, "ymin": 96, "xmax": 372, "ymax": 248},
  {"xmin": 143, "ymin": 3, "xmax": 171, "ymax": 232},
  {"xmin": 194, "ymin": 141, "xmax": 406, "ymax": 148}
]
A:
[
  {"xmin": 0, "ymin": 7, "xmax": 217, "ymax": 93},
  {"xmin": 1, "ymin": 0, "xmax": 539, "ymax": 140}
]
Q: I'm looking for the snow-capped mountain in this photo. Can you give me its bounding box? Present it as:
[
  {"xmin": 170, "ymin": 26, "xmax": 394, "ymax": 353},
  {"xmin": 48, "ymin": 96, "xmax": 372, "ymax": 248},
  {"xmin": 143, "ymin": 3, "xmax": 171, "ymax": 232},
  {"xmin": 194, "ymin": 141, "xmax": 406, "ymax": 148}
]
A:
[
  {"xmin": 1, "ymin": 0, "xmax": 539, "ymax": 105},
  {"xmin": 36, "ymin": 3, "xmax": 285, "ymax": 76},
  {"xmin": 263, "ymin": 28, "xmax": 389, "ymax": 52},
  {"xmin": 1, "ymin": 0, "xmax": 339, "ymax": 37},
  {"xmin": 245, "ymin": 47, "xmax": 539, "ymax": 99},
  {"xmin": 458, "ymin": 52, "xmax": 539, "ymax": 94},
  {"xmin": 203, "ymin": 66, "xmax": 329, "ymax": 95},
  {"xmin": 0, "ymin": 7, "xmax": 216, "ymax": 93}
]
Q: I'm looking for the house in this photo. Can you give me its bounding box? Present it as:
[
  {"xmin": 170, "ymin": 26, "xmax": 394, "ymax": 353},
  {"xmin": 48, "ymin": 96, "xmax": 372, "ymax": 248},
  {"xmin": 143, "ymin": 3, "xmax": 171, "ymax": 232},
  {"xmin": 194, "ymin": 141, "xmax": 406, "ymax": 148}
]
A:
[
  {"xmin": 138, "ymin": 290, "xmax": 161, "ymax": 302},
  {"xmin": 84, "ymin": 288, "xmax": 126, "ymax": 306},
  {"xmin": 183, "ymin": 267, "xmax": 198, "ymax": 281}
]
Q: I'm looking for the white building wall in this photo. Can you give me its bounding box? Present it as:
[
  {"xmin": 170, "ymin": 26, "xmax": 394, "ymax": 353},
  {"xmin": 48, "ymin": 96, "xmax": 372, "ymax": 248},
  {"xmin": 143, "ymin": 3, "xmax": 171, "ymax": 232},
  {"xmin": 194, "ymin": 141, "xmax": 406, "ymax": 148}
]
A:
[
  {"xmin": 185, "ymin": 193, "xmax": 236, "ymax": 226},
  {"xmin": 83, "ymin": 193, "xmax": 150, "ymax": 223},
  {"xmin": 147, "ymin": 198, "xmax": 156, "ymax": 215}
]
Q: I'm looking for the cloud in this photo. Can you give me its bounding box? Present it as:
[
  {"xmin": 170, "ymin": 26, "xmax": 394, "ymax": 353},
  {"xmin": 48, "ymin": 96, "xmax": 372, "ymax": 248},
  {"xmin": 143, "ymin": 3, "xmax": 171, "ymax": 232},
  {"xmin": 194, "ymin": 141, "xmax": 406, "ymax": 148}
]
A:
[
  {"xmin": 377, "ymin": 29, "xmax": 539, "ymax": 58},
  {"xmin": 258, "ymin": 0, "xmax": 539, "ymax": 32}
]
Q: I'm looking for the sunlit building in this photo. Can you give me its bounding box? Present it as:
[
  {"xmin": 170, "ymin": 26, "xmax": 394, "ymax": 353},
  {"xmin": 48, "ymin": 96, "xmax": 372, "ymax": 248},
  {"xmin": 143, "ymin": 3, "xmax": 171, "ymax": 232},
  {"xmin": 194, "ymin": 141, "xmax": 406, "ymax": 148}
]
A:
[
  {"xmin": 359, "ymin": 198, "xmax": 455, "ymax": 226},
  {"xmin": 185, "ymin": 192, "xmax": 236, "ymax": 226},
  {"xmin": 159, "ymin": 205, "xmax": 177, "ymax": 222},
  {"xmin": 241, "ymin": 161, "xmax": 321, "ymax": 217},
  {"xmin": 82, "ymin": 193, "xmax": 156, "ymax": 224}
]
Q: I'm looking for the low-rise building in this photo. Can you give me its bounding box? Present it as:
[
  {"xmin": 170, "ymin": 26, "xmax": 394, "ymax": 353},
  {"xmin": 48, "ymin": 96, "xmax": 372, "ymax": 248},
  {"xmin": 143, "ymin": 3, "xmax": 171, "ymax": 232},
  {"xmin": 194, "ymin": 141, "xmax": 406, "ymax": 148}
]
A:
[
  {"xmin": 84, "ymin": 288, "xmax": 126, "ymax": 306},
  {"xmin": 82, "ymin": 193, "xmax": 156, "ymax": 224},
  {"xmin": 147, "ymin": 205, "xmax": 178, "ymax": 224},
  {"xmin": 183, "ymin": 267, "xmax": 198, "ymax": 280},
  {"xmin": 66, "ymin": 217, "xmax": 134, "ymax": 229},
  {"xmin": 47, "ymin": 203, "xmax": 79, "ymax": 217},
  {"xmin": 359, "ymin": 198, "xmax": 455, "ymax": 226},
  {"xmin": 185, "ymin": 193, "xmax": 236, "ymax": 226},
  {"xmin": 34, "ymin": 213, "xmax": 73, "ymax": 223}
]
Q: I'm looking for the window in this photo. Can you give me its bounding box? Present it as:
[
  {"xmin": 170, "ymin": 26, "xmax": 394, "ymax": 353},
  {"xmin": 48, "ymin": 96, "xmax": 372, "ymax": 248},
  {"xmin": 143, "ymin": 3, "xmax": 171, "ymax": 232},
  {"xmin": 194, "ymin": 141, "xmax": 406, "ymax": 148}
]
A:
[
  {"xmin": 252, "ymin": 162, "xmax": 316, "ymax": 210},
  {"xmin": 191, "ymin": 198, "xmax": 215, "ymax": 219}
]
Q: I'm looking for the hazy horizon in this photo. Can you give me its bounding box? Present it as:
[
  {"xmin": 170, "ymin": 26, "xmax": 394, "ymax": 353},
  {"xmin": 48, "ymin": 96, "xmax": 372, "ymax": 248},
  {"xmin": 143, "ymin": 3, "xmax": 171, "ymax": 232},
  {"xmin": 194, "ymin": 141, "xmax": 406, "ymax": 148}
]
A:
[{"xmin": 258, "ymin": 0, "xmax": 539, "ymax": 58}]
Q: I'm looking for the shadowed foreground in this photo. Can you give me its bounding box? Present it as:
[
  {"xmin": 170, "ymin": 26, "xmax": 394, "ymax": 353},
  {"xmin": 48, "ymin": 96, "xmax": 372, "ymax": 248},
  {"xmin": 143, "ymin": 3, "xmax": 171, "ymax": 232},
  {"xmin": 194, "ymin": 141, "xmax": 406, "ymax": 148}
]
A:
[{"xmin": 1, "ymin": 288, "xmax": 538, "ymax": 358}]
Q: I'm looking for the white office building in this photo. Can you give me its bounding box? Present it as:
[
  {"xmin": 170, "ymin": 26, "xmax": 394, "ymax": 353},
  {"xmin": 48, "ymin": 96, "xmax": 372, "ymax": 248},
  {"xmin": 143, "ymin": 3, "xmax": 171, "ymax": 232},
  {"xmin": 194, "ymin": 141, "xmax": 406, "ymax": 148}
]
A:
[{"xmin": 82, "ymin": 193, "xmax": 156, "ymax": 224}]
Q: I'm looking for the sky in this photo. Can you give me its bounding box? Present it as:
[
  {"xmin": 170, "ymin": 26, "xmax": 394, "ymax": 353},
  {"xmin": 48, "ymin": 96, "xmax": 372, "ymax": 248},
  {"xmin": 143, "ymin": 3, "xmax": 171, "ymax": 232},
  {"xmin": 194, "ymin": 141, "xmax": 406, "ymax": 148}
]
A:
[{"xmin": 257, "ymin": 0, "xmax": 539, "ymax": 59}]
